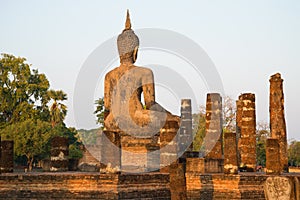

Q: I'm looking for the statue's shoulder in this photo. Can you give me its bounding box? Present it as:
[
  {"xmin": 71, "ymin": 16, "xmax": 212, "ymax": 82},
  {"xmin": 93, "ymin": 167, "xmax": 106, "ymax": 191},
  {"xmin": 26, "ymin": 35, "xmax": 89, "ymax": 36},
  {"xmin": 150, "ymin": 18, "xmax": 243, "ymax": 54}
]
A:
[
  {"xmin": 134, "ymin": 65, "xmax": 153, "ymax": 75},
  {"xmin": 105, "ymin": 67, "xmax": 119, "ymax": 79}
]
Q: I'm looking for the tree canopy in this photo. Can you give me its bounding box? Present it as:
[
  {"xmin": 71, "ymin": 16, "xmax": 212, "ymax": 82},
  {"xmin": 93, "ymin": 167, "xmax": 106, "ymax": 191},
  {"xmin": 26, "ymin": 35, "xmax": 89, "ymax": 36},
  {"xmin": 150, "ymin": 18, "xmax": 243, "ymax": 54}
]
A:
[{"xmin": 0, "ymin": 53, "xmax": 81, "ymax": 170}]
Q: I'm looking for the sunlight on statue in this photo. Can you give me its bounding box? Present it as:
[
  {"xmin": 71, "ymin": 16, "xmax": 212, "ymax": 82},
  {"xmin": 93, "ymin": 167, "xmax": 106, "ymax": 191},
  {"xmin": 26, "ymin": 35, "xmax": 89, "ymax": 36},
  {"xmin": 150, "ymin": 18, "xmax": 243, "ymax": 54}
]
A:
[{"xmin": 104, "ymin": 10, "xmax": 180, "ymax": 136}]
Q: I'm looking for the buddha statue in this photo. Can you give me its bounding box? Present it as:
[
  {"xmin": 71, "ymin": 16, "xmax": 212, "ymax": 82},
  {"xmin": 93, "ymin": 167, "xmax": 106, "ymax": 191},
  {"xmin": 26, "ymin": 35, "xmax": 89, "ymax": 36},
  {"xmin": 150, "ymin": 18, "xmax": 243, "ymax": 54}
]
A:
[{"xmin": 104, "ymin": 10, "xmax": 179, "ymax": 134}]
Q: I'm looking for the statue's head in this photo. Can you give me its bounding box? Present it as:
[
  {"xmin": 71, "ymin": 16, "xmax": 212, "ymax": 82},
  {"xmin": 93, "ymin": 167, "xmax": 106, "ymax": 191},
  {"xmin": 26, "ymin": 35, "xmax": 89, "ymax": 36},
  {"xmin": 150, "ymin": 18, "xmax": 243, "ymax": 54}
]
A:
[{"xmin": 117, "ymin": 10, "xmax": 139, "ymax": 64}]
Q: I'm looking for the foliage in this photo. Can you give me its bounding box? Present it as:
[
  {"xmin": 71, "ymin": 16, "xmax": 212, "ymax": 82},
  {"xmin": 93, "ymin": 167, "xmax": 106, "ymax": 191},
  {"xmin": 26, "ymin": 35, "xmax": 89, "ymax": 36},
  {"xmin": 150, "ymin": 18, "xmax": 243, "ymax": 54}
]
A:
[
  {"xmin": 288, "ymin": 140, "xmax": 300, "ymax": 167},
  {"xmin": 0, "ymin": 54, "xmax": 50, "ymax": 128},
  {"xmin": 192, "ymin": 96, "xmax": 236, "ymax": 152},
  {"xmin": 222, "ymin": 96, "xmax": 236, "ymax": 133},
  {"xmin": 192, "ymin": 111, "xmax": 206, "ymax": 152},
  {"xmin": 256, "ymin": 121, "xmax": 270, "ymax": 166},
  {"xmin": 69, "ymin": 143, "xmax": 83, "ymax": 159},
  {"xmin": 94, "ymin": 97, "xmax": 105, "ymax": 128},
  {"xmin": 77, "ymin": 128, "xmax": 102, "ymax": 145},
  {"xmin": 0, "ymin": 54, "xmax": 82, "ymax": 170},
  {"xmin": 0, "ymin": 119, "xmax": 52, "ymax": 170},
  {"xmin": 48, "ymin": 90, "xmax": 67, "ymax": 127}
]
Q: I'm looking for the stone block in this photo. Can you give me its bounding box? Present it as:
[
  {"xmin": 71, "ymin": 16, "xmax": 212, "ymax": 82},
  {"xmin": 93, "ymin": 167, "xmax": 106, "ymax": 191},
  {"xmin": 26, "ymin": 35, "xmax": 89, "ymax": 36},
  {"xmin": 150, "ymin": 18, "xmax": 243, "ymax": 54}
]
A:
[
  {"xmin": 0, "ymin": 140, "xmax": 14, "ymax": 173},
  {"xmin": 266, "ymin": 138, "xmax": 281, "ymax": 175},
  {"xmin": 224, "ymin": 132, "xmax": 238, "ymax": 174}
]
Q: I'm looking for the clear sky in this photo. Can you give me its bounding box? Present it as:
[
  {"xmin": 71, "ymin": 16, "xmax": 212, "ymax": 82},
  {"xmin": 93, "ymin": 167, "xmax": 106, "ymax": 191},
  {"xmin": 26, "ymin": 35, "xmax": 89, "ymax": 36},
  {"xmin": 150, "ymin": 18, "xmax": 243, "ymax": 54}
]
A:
[{"xmin": 1, "ymin": 1, "xmax": 299, "ymax": 140}]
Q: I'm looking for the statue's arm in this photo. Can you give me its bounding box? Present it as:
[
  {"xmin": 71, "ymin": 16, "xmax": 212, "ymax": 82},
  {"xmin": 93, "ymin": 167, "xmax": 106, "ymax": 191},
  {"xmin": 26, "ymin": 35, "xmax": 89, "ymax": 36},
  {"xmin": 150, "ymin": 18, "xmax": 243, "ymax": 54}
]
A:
[
  {"xmin": 104, "ymin": 73, "xmax": 111, "ymax": 116},
  {"xmin": 142, "ymin": 69, "xmax": 155, "ymax": 109}
]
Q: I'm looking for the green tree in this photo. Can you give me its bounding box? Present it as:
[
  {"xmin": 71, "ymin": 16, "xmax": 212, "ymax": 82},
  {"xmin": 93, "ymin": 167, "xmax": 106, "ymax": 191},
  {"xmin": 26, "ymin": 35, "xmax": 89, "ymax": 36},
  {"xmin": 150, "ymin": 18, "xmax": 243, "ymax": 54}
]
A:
[
  {"xmin": 256, "ymin": 121, "xmax": 270, "ymax": 166},
  {"xmin": 48, "ymin": 90, "xmax": 67, "ymax": 127},
  {"xmin": 192, "ymin": 108, "xmax": 206, "ymax": 152},
  {"xmin": 0, "ymin": 119, "xmax": 52, "ymax": 171},
  {"xmin": 94, "ymin": 97, "xmax": 105, "ymax": 128},
  {"xmin": 288, "ymin": 140, "xmax": 300, "ymax": 167},
  {"xmin": 0, "ymin": 54, "xmax": 82, "ymax": 170},
  {"xmin": 0, "ymin": 54, "xmax": 50, "ymax": 129}
]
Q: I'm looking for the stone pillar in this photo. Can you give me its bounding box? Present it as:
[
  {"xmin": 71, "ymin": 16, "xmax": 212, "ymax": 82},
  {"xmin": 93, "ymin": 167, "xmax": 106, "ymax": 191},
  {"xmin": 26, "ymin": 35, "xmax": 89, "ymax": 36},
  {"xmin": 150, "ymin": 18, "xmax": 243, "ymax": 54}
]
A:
[
  {"xmin": 236, "ymin": 99, "xmax": 242, "ymax": 167},
  {"xmin": 160, "ymin": 121, "xmax": 179, "ymax": 172},
  {"xmin": 100, "ymin": 131, "xmax": 121, "ymax": 172},
  {"xmin": 0, "ymin": 140, "xmax": 14, "ymax": 173},
  {"xmin": 238, "ymin": 93, "xmax": 256, "ymax": 172},
  {"xmin": 269, "ymin": 73, "xmax": 288, "ymax": 172},
  {"xmin": 204, "ymin": 93, "xmax": 223, "ymax": 159},
  {"xmin": 266, "ymin": 138, "xmax": 281, "ymax": 175},
  {"xmin": 179, "ymin": 99, "xmax": 193, "ymax": 154},
  {"xmin": 224, "ymin": 132, "xmax": 238, "ymax": 174},
  {"xmin": 50, "ymin": 136, "xmax": 69, "ymax": 172}
]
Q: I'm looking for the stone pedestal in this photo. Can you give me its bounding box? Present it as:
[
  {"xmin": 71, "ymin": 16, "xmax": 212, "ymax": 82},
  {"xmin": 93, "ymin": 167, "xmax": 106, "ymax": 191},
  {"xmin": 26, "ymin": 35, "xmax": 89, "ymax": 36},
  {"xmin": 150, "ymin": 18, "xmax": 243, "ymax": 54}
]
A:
[
  {"xmin": 50, "ymin": 136, "xmax": 69, "ymax": 172},
  {"xmin": 224, "ymin": 132, "xmax": 238, "ymax": 174},
  {"xmin": 269, "ymin": 73, "xmax": 288, "ymax": 172},
  {"xmin": 186, "ymin": 158, "xmax": 224, "ymax": 174},
  {"xmin": 237, "ymin": 93, "xmax": 256, "ymax": 172},
  {"xmin": 179, "ymin": 99, "xmax": 193, "ymax": 154},
  {"xmin": 0, "ymin": 140, "xmax": 14, "ymax": 173},
  {"xmin": 100, "ymin": 131, "xmax": 121, "ymax": 173},
  {"xmin": 266, "ymin": 138, "xmax": 281, "ymax": 175},
  {"xmin": 204, "ymin": 93, "xmax": 223, "ymax": 159},
  {"xmin": 121, "ymin": 131, "xmax": 159, "ymax": 172}
]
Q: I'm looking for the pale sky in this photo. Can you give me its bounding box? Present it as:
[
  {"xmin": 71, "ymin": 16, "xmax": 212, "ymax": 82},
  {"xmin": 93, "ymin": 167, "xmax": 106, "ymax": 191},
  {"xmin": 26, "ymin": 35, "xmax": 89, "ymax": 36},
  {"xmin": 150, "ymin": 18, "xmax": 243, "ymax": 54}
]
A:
[{"xmin": 1, "ymin": 1, "xmax": 299, "ymax": 140}]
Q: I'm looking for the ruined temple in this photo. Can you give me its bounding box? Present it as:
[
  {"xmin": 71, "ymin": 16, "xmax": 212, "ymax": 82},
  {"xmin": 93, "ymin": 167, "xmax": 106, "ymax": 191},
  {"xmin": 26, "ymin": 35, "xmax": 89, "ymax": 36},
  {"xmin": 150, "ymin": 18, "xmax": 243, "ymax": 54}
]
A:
[{"xmin": 1, "ymin": 11, "xmax": 300, "ymax": 200}]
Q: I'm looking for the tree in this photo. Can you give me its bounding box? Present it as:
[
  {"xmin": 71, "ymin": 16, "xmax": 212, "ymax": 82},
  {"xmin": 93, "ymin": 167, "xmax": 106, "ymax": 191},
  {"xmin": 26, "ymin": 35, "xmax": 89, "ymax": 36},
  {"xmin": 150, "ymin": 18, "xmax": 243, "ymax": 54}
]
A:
[
  {"xmin": 193, "ymin": 96, "xmax": 236, "ymax": 151},
  {"xmin": 222, "ymin": 96, "xmax": 236, "ymax": 133},
  {"xmin": 0, "ymin": 119, "xmax": 52, "ymax": 171},
  {"xmin": 94, "ymin": 97, "xmax": 105, "ymax": 128},
  {"xmin": 0, "ymin": 53, "xmax": 81, "ymax": 170},
  {"xmin": 0, "ymin": 54, "xmax": 50, "ymax": 129},
  {"xmin": 288, "ymin": 140, "xmax": 300, "ymax": 167},
  {"xmin": 192, "ymin": 96, "xmax": 270, "ymax": 167},
  {"xmin": 48, "ymin": 90, "xmax": 67, "ymax": 127},
  {"xmin": 256, "ymin": 121, "xmax": 270, "ymax": 166},
  {"xmin": 192, "ymin": 106, "xmax": 206, "ymax": 151}
]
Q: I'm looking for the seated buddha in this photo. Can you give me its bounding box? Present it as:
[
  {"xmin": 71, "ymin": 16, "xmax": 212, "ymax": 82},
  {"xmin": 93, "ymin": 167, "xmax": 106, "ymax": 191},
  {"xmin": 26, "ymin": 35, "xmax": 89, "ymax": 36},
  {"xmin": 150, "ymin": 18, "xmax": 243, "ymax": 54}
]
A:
[{"xmin": 104, "ymin": 10, "xmax": 179, "ymax": 135}]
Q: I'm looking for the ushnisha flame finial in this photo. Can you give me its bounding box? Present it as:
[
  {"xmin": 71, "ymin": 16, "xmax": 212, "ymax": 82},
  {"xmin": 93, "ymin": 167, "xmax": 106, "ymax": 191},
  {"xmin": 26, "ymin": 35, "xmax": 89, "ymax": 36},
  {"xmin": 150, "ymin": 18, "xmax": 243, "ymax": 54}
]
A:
[{"xmin": 124, "ymin": 9, "xmax": 131, "ymax": 31}]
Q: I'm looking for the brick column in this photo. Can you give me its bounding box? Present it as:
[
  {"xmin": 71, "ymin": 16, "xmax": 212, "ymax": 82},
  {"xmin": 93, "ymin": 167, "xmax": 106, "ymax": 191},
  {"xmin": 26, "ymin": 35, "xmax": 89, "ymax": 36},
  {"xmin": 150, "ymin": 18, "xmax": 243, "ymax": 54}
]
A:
[
  {"xmin": 160, "ymin": 121, "xmax": 179, "ymax": 172},
  {"xmin": 179, "ymin": 99, "xmax": 193, "ymax": 153},
  {"xmin": 238, "ymin": 93, "xmax": 256, "ymax": 172},
  {"xmin": 0, "ymin": 140, "xmax": 14, "ymax": 173},
  {"xmin": 224, "ymin": 132, "xmax": 238, "ymax": 174},
  {"xmin": 269, "ymin": 73, "xmax": 288, "ymax": 172},
  {"xmin": 236, "ymin": 99, "xmax": 242, "ymax": 167},
  {"xmin": 266, "ymin": 138, "xmax": 281, "ymax": 175},
  {"xmin": 50, "ymin": 137, "xmax": 69, "ymax": 172},
  {"xmin": 204, "ymin": 93, "xmax": 223, "ymax": 159}
]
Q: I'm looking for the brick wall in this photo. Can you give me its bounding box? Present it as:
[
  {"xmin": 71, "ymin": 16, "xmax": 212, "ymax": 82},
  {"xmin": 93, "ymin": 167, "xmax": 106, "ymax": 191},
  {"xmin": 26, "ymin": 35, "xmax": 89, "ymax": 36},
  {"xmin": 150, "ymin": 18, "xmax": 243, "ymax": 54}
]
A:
[
  {"xmin": 0, "ymin": 172, "xmax": 170, "ymax": 199},
  {"xmin": 1, "ymin": 172, "xmax": 299, "ymax": 199},
  {"xmin": 186, "ymin": 173, "xmax": 300, "ymax": 200}
]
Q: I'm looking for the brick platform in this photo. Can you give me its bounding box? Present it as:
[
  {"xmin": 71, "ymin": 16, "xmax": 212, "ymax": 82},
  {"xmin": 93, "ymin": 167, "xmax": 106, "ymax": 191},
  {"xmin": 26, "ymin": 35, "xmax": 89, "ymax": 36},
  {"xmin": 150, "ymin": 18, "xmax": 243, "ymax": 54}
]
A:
[{"xmin": 0, "ymin": 172, "xmax": 299, "ymax": 199}]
